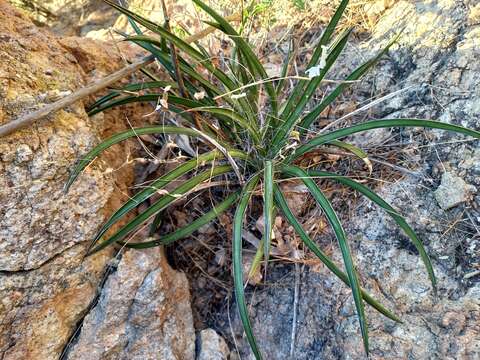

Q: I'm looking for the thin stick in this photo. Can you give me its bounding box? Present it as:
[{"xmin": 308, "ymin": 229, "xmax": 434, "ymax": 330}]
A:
[
  {"xmin": 0, "ymin": 55, "xmax": 155, "ymax": 138},
  {"xmin": 318, "ymin": 85, "xmax": 416, "ymax": 134}
]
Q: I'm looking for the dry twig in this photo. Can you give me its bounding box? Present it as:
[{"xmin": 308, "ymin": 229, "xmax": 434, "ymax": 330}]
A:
[{"xmin": 0, "ymin": 56, "xmax": 154, "ymax": 137}]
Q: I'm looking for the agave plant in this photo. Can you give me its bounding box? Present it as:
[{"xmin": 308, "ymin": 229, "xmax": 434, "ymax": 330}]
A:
[{"xmin": 65, "ymin": 0, "xmax": 480, "ymax": 358}]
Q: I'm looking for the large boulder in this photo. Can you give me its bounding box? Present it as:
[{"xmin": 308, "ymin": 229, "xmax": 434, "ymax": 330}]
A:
[{"xmin": 0, "ymin": 1, "xmax": 195, "ymax": 359}]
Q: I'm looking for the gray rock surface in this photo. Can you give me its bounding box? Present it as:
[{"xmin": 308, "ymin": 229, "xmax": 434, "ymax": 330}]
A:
[
  {"xmin": 222, "ymin": 0, "xmax": 480, "ymax": 358},
  {"xmin": 196, "ymin": 329, "xmax": 230, "ymax": 360},
  {"xmin": 66, "ymin": 248, "xmax": 195, "ymax": 360},
  {"xmin": 434, "ymin": 171, "xmax": 476, "ymax": 210}
]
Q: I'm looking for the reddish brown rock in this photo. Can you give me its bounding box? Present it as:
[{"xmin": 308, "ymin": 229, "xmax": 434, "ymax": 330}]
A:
[{"xmin": 0, "ymin": 2, "xmax": 194, "ymax": 359}]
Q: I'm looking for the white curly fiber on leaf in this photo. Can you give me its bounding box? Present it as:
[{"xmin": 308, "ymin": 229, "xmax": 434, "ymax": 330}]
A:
[{"xmin": 305, "ymin": 45, "xmax": 329, "ymax": 78}]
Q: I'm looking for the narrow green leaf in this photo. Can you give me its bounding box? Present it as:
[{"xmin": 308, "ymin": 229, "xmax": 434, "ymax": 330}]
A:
[
  {"xmin": 328, "ymin": 140, "xmax": 368, "ymax": 158},
  {"xmin": 275, "ymin": 37, "xmax": 294, "ymax": 95},
  {"xmin": 120, "ymin": 40, "xmax": 227, "ymax": 100},
  {"xmin": 290, "ymin": 119, "xmax": 480, "ymax": 162},
  {"xmin": 114, "ymin": 31, "xmax": 177, "ymax": 80},
  {"xmin": 118, "ymin": 0, "xmax": 144, "ymax": 36},
  {"xmin": 306, "ymin": 170, "xmax": 437, "ymax": 291},
  {"xmin": 125, "ymin": 35, "xmax": 238, "ymax": 90},
  {"xmin": 273, "ymin": 185, "xmax": 400, "ymax": 322},
  {"xmin": 271, "ymin": 28, "xmax": 352, "ymax": 152},
  {"xmin": 87, "ymin": 81, "xmax": 177, "ymax": 112},
  {"xmin": 123, "ymin": 191, "xmax": 240, "ymax": 248},
  {"xmin": 104, "ymin": 1, "xmax": 206, "ymax": 66},
  {"xmin": 233, "ymin": 174, "xmax": 262, "ymax": 360},
  {"xmin": 232, "ymin": 49, "xmax": 259, "ymax": 116},
  {"xmin": 139, "ymin": 66, "xmax": 162, "ymax": 82},
  {"xmin": 193, "ymin": 0, "xmax": 278, "ymax": 116},
  {"xmin": 190, "ymin": 106, "xmax": 261, "ymax": 144},
  {"xmin": 263, "ymin": 160, "xmax": 274, "ymax": 266},
  {"xmin": 104, "ymin": 2, "xmax": 249, "ymax": 110},
  {"xmin": 309, "ymin": 0, "xmax": 350, "ymax": 67},
  {"xmin": 92, "ymin": 149, "xmax": 247, "ymax": 245},
  {"xmin": 88, "ymin": 94, "xmax": 171, "ymax": 117},
  {"xmin": 64, "ymin": 126, "xmax": 207, "ymax": 192},
  {"xmin": 125, "ymin": 37, "xmax": 255, "ymax": 120},
  {"xmin": 105, "ymin": 0, "xmax": 257, "ymax": 121},
  {"xmin": 88, "ymin": 93, "xmax": 260, "ymax": 142},
  {"xmin": 149, "ymin": 211, "xmax": 163, "ymax": 236},
  {"xmin": 282, "ymin": 165, "xmax": 369, "ymax": 354},
  {"xmin": 327, "ymin": 140, "xmax": 372, "ymax": 172},
  {"xmin": 280, "ymin": 0, "xmax": 350, "ymax": 120},
  {"xmin": 89, "ymin": 164, "xmax": 233, "ymax": 254},
  {"xmin": 298, "ymin": 34, "xmax": 399, "ymax": 134},
  {"xmin": 192, "ymin": 37, "xmax": 211, "ymax": 58}
]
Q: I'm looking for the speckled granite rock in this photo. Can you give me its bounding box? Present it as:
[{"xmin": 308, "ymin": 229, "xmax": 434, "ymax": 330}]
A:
[
  {"xmin": 0, "ymin": 2, "xmax": 114, "ymax": 357},
  {"xmin": 434, "ymin": 171, "xmax": 476, "ymax": 210},
  {"xmin": 223, "ymin": 0, "xmax": 480, "ymax": 358},
  {"xmin": 196, "ymin": 329, "xmax": 230, "ymax": 360},
  {"xmin": 66, "ymin": 248, "xmax": 195, "ymax": 360},
  {"xmin": 0, "ymin": 1, "xmax": 194, "ymax": 359}
]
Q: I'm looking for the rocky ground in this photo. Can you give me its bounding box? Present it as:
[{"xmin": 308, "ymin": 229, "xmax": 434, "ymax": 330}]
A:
[
  {"xmin": 1, "ymin": 0, "xmax": 479, "ymax": 359},
  {"xmin": 223, "ymin": 1, "xmax": 480, "ymax": 358}
]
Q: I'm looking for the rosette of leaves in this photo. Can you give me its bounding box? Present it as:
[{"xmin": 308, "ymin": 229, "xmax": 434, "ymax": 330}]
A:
[{"xmin": 65, "ymin": 0, "xmax": 480, "ymax": 358}]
